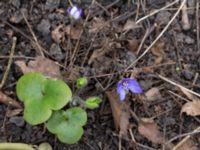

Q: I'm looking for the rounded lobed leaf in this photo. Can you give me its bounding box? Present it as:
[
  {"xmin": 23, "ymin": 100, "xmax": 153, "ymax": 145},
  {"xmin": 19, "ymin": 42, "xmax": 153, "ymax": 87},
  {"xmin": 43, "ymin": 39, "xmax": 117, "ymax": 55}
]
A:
[
  {"xmin": 16, "ymin": 73, "xmax": 45, "ymax": 102},
  {"xmin": 43, "ymin": 79, "xmax": 72, "ymax": 110},
  {"xmin": 85, "ymin": 96, "xmax": 102, "ymax": 109},
  {"xmin": 57, "ymin": 124, "xmax": 83, "ymax": 144},
  {"xmin": 47, "ymin": 107, "xmax": 87, "ymax": 144},
  {"xmin": 24, "ymin": 99, "xmax": 52, "ymax": 125},
  {"xmin": 65, "ymin": 107, "xmax": 87, "ymax": 126},
  {"xmin": 16, "ymin": 73, "xmax": 72, "ymax": 125}
]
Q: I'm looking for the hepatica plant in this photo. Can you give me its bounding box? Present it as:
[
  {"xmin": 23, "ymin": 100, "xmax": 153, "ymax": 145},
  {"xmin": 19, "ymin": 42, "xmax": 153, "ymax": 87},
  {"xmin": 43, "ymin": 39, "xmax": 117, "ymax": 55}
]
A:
[{"xmin": 16, "ymin": 73, "xmax": 101, "ymax": 144}]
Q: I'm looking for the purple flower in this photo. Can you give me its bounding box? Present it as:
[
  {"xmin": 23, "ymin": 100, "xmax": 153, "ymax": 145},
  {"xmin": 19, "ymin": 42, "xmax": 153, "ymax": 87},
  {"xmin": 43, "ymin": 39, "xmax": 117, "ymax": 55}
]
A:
[
  {"xmin": 117, "ymin": 78, "xmax": 142, "ymax": 101},
  {"xmin": 68, "ymin": 6, "xmax": 82, "ymax": 20}
]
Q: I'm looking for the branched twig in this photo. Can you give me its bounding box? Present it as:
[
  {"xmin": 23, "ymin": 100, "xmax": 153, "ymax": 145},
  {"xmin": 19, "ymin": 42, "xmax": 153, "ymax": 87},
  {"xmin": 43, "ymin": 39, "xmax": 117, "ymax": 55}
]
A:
[
  {"xmin": 135, "ymin": 0, "xmax": 180, "ymax": 24},
  {"xmin": 196, "ymin": 0, "xmax": 199, "ymax": 52},
  {"xmin": 158, "ymin": 74, "xmax": 200, "ymax": 98},
  {"xmin": 0, "ymin": 37, "xmax": 16, "ymax": 89},
  {"xmin": 125, "ymin": 0, "xmax": 187, "ymax": 71}
]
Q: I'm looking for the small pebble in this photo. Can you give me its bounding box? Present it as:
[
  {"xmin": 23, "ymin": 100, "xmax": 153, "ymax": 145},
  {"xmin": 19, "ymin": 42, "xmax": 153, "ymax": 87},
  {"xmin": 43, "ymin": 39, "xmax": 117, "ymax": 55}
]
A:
[
  {"xmin": 37, "ymin": 19, "xmax": 51, "ymax": 36},
  {"xmin": 182, "ymin": 70, "xmax": 194, "ymax": 80}
]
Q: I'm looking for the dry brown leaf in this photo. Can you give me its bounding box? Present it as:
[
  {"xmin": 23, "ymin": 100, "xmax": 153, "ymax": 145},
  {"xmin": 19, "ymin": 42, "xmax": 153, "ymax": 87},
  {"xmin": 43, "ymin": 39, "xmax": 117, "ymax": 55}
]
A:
[
  {"xmin": 126, "ymin": 38, "xmax": 139, "ymax": 52},
  {"xmin": 172, "ymin": 138, "xmax": 198, "ymax": 150},
  {"xmin": 0, "ymin": 91, "xmax": 22, "ymax": 109},
  {"xmin": 145, "ymin": 87, "xmax": 161, "ymax": 101},
  {"xmin": 51, "ymin": 25, "xmax": 65, "ymax": 43},
  {"xmin": 64, "ymin": 25, "xmax": 82, "ymax": 40},
  {"xmin": 151, "ymin": 40, "xmax": 165, "ymax": 64},
  {"xmin": 64, "ymin": 66, "xmax": 80, "ymax": 81},
  {"xmin": 123, "ymin": 20, "xmax": 141, "ymax": 32},
  {"xmin": 88, "ymin": 38, "xmax": 112, "ymax": 65},
  {"xmin": 15, "ymin": 56, "xmax": 62, "ymax": 79},
  {"xmin": 106, "ymin": 90, "xmax": 130, "ymax": 137},
  {"xmin": 181, "ymin": 100, "xmax": 200, "ymax": 116},
  {"xmin": 89, "ymin": 17, "xmax": 110, "ymax": 33},
  {"xmin": 138, "ymin": 118, "xmax": 164, "ymax": 144}
]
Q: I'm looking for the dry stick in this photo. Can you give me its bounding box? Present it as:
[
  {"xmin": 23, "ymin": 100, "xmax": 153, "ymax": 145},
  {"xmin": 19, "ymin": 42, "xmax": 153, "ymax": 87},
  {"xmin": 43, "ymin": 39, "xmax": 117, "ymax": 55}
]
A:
[
  {"xmin": 181, "ymin": 3, "xmax": 190, "ymax": 30},
  {"xmin": 196, "ymin": 0, "xmax": 199, "ymax": 52},
  {"xmin": 0, "ymin": 19, "xmax": 50, "ymax": 57},
  {"xmin": 136, "ymin": 23, "xmax": 157, "ymax": 55},
  {"xmin": 165, "ymin": 126, "xmax": 200, "ymax": 146},
  {"xmin": 21, "ymin": 12, "xmax": 44, "ymax": 57},
  {"xmin": 158, "ymin": 74, "xmax": 200, "ymax": 98},
  {"xmin": 172, "ymin": 127, "xmax": 200, "ymax": 150},
  {"xmin": 135, "ymin": 0, "xmax": 180, "ymax": 24},
  {"xmin": 125, "ymin": 0, "xmax": 187, "ymax": 71},
  {"xmin": 0, "ymin": 37, "xmax": 16, "ymax": 89}
]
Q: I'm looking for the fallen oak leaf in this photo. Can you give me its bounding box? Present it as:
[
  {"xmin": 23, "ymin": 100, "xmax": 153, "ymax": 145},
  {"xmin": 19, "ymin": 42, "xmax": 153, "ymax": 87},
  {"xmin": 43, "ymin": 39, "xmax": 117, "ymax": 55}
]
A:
[
  {"xmin": 15, "ymin": 56, "xmax": 62, "ymax": 79},
  {"xmin": 0, "ymin": 91, "xmax": 22, "ymax": 109},
  {"xmin": 151, "ymin": 40, "xmax": 165, "ymax": 64},
  {"xmin": 181, "ymin": 100, "xmax": 200, "ymax": 116},
  {"xmin": 138, "ymin": 118, "xmax": 164, "ymax": 144},
  {"xmin": 106, "ymin": 90, "xmax": 130, "ymax": 137}
]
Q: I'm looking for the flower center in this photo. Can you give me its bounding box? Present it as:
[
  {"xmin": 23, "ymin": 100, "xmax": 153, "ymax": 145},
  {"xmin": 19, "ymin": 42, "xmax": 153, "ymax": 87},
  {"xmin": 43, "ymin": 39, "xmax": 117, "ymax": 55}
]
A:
[{"xmin": 122, "ymin": 81, "xmax": 128, "ymax": 88}]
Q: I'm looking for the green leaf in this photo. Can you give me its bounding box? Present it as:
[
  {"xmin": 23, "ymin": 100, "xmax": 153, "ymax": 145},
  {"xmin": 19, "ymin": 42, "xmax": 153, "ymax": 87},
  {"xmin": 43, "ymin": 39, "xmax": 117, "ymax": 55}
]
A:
[
  {"xmin": 64, "ymin": 107, "xmax": 87, "ymax": 126},
  {"xmin": 16, "ymin": 73, "xmax": 72, "ymax": 125},
  {"xmin": 24, "ymin": 99, "xmax": 51, "ymax": 125},
  {"xmin": 16, "ymin": 73, "xmax": 45, "ymax": 102},
  {"xmin": 57, "ymin": 123, "xmax": 83, "ymax": 144},
  {"xmin": 85, "ymin": 96, "xmax": 102, "ymax": 109},
  {"xmin": 43, "ymin": 79, "xmax": 72, "ymax": 110},
  {"xmin": 76, "ymin": 77, "xmax": 88, "ymax": 89},
  {"xmin": 47, "ymin": 108, "xmax": 87, "ymax": 144}
]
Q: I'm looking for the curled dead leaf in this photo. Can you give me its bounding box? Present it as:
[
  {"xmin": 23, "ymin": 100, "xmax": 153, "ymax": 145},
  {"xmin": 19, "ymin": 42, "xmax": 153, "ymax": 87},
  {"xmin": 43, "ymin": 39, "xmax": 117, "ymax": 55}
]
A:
[
  {"xmin": 106, "ymin": 90, "xmax": 130, "ymax": 137},
  {"xmin": 15, "ymin": 56, "xmax": 62, "ymax": 79},
  {"xmin": 89, "ymin": 17, "xmax": 110, "ymax": 33},
  {"xmin": 138, "ymin": 118, "xmax": 164, "ymax": 144},
  {"xmin": 181, "ymin": 100, "xmax": 200, "ymax": 116},
  {"xmin": 51, "ymin": 25, "xmax": 65, "ymax": 43},
  {"xmin": 145, "ymin": 87, "xmax": 161, "ymax": 101},
  {"xmin": 151, "ymin": 40, "xmax": 165, "ymax": 64},
  {"xmin": 123, "ymin": 20, "xmax": 141, "ymax": 32},
  {"xmin": 126, "ymin": 38, "xmax": 139, "ymax": 52},
  {"xmin": 64, "ymin": 25, "xmax": 82, "ymax": 40}
]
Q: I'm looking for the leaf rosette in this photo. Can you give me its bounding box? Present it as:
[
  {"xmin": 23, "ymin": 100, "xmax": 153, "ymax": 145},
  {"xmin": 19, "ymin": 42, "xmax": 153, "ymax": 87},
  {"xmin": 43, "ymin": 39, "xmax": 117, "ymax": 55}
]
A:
[{"xmin": 16, "ymin": 73, "xmax": 72, "ymax": 125}]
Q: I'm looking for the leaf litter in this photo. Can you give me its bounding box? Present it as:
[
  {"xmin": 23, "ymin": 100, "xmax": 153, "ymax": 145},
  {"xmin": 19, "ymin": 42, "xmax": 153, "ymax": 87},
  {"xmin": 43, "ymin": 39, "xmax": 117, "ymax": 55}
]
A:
[
  {"xmin": 179, "ymin": 86, "xmax": 200, "ymax": 116},
  {"xmin": 15, "ymin": 56, "xmax": 62, "ymax": 79}
]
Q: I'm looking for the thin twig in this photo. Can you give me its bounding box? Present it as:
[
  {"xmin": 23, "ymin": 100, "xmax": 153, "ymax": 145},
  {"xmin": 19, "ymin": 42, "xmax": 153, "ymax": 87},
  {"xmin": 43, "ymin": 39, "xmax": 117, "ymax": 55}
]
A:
[
  {"xmin": 125, "ymin": 0, "xmax": 187, "ymax": 71},
  {"xmin": 196, "ymin": 0, "xmax": 199, "ymax": 52},
  {"xmin": 136, "ymin": 0, "xmax": 180, "ymax": 24},
  {"xmin": 136, "ymin": 23, "xmax": 157, "ymax": 55},
  {"xmin": 0, "ymin": 37, "xmax": 16, "ymax": 89},
  {"xmin": 21, "ymin": 11, "xmax": 44, "ymax": 57},
  {"xmin": 165, "ymin": 126, "xmax": 200, "ymax": 145},
  {"xmin": 159, "ymin": 74, "xmax": 200, "ymax": 98}
]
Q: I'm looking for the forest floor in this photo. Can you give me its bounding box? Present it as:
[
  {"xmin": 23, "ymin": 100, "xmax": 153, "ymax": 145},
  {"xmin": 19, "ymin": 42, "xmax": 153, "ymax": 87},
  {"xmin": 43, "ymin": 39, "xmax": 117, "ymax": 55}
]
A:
[{"xmin": 0, "ymin": 0, "xmax": 200, "ymax": 150}]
